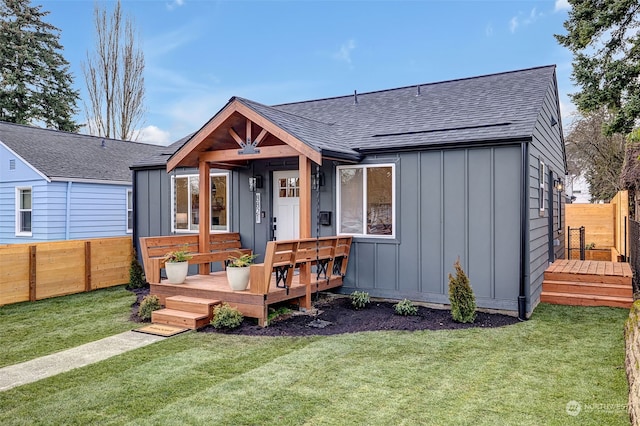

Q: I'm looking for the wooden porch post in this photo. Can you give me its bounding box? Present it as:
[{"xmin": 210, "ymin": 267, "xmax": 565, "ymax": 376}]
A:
[
  {"xmin": 299, "ymin": 155, "xmax": 312, "ymax": 238},
  {"xmin": 199, "ymin": 160, "xmax": 211, "ymax": 275}
]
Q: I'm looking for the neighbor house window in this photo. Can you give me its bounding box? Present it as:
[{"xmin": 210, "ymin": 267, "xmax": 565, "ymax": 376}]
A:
[
  {"xmin": 16, "ymin": 187, "xmax": 32, "ymax": 236},
  {"xmin": 172, "ymin": 173, "xmax": 229, "ymax": 232},
  {"xmin": 126, "ymin": 189, "xmax": 133, "ymax": 233},
  {"xmin": 337, "ymin": 164, "xmax": 395, "ymax": 237},
  {"xmin": 539, "ymin": 159, "xmax": 545, "ymax": 215}
]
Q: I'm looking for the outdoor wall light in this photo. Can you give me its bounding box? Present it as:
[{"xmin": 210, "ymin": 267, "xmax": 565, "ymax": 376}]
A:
[
  {"xmin": 554, "ymin": 178, "xmax": 564, "ymax": 192},
  {"xmin": 311, "ymin": 171, "xmax": 325, "ymax": 190},
  {"xmin": 248, "ymin": 175, "xmax": 263, "ymax": 192}
]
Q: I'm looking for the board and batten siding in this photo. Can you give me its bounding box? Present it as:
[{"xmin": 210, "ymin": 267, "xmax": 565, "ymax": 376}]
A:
[
  {"xmin": 342, "ymin": 146, "xmax": 521, "ymax": 311},
  {"xmin": 527, "ymin": 73, "xmax": 566, "ymax": 311}
]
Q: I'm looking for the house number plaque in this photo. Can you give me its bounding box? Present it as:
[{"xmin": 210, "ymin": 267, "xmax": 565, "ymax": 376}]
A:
[{"xmin": 255, "ymin": 193, "xmax": 261, "ymax": 224}]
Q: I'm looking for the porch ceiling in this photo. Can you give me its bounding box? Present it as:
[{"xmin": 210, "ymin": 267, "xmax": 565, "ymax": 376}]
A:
[{"xmin": 167, "ymin": 98, "xmax": 322, "ymax": 171}]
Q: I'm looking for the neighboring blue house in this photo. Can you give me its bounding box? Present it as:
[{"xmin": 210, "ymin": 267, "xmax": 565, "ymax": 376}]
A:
[{"xmin": 0, "ymin": 122, "xmax": 162, "ymax": 244}]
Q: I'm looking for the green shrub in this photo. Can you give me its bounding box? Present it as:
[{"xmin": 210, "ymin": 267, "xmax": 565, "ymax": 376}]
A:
[
  {"xmin": 211, "ymin": 303, "xmax": 244, "ymax": 329},
  {"xmin": 350, "ymin": 291, "xmax": 370, "ymax": 310},
  {"xmin": 127, "ymin": 250, "xmax": 147, "ymax": 290},
  {"xmin": 394, "ymin": 299, "xmax": 418, "ymax": 316},
  {"xmin": 448, "ymin": 258, "xmax": 476, "ymax": 323},
  {"xmin": 138, "ymin": 295, "xmax": 161, "ymax": 321},
  {"xmin": 268, "ymin": 306, "xmax": 293, "ymax": 323}
]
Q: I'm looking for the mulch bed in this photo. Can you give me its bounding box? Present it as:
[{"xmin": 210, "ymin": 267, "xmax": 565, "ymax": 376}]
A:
[{"xmin": 129, "ymin": 287, "xmax": 520, "ymax": 336}]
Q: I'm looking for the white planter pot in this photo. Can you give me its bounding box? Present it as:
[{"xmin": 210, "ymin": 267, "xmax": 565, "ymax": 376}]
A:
[
  {"xmin": 226, "ymin": 266, "xmax": 250, "ymax": 291},
  {"xmin": 165, "ymin": 261, "xmax": 189, "ymax": 284}
]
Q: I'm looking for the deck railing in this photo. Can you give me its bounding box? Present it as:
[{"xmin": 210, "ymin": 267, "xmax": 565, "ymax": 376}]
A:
[{"xmin": 0, "ymin": 237, "xmax": 132, "ymax": 306}]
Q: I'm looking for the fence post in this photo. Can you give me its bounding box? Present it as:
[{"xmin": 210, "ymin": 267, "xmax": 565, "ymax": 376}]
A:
[
  {"xmin": 85, "ymin": 241, "xmax": 92, "ymax": 292},
  {"xmin": 580, "ymin": 226, "xmax": 585, "ymax": 260},
  {"xmin": 29, "ymin": 246, "xmax": 36, "ymax": 301},
  {"xmin": 567, "ymin": 225, "xmax": 571, "ymax": 259}
]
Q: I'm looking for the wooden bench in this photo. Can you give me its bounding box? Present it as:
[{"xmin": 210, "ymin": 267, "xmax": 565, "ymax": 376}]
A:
[
  {"xmin": 249, "ymin": 236, "xmax": 352, "ymax": 325},
  {"xmin": 139, "ymin": 233, "xmax": 251, "ymax": 284}
]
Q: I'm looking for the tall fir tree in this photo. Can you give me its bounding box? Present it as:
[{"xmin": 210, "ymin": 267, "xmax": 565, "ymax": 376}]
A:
[
  {"xmin": 0, "ymin": 0, "xmax": 80, "ymax": 131},
  {"xmin": 555, "ymin": 0, "xmax": 640, "ymax": 135}
]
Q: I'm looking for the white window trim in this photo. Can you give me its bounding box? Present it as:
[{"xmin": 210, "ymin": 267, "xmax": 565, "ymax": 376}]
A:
[
  {"xmin": 126, "ymin": 189, "xmax": 133, "ymax": 234},
  {"xmin": 15, "ymin": 186, "xmax": 32, "ymax": 237},
  {"xmin": 539, "ymin": 159, "xmax": 545, "ymax": 215},
  {"xmin": 171, "ymin": 173, "xmax": 230, "ymax": 233},
  {"xmin": 336, "ymin": 163, "xmax": 396, "ymax": 239}
]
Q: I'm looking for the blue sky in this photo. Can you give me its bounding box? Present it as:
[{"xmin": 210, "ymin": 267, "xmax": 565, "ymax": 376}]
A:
[{"xmin": 39, "ymin": 0, "xmax": 574, "ymax": 145}]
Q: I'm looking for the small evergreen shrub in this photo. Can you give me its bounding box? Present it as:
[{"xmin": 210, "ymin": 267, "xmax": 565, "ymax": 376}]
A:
[
  {"xmin": 394, "ymin": 299, "xmax": 418, "ymax": 316},
  {"xmin": 350, "ymin": 291, "xmax": 370, "ymax": 310},
  {"xmin": 127, "ymin": 250, "xmax": 147, "ymax": 290},
  {"xmin": 211, "ymin": 303, "xmax": 244, "ymax": 329},
  {"xmin": 138, "ymin": 295, "xmax": 161, "ymax": 321},
  {"xmin": 448, "ymin": 258, "xmax": 476, "ymax": 323}
]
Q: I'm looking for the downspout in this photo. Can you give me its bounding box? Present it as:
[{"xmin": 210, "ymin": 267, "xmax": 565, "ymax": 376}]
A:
[
  {"xmin": 65, "ymin": 181, "xmax": 72, "ymax": 240},
  {"xmin": 518, "ymin": 141, "xmax": 529, "ymax": 321}
]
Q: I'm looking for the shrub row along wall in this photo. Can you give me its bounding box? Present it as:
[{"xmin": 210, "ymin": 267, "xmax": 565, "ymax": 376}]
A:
[
  {"xmin": 565, "ymin": 190, "xmax": 630, "ymax": 259},
  {"xmin": 0, "ymin": 237, "xmax": 132, "ymax": 305},
  {"xmin": 626, "ymin": 300, "xmax": 640, "ymax": 426}
]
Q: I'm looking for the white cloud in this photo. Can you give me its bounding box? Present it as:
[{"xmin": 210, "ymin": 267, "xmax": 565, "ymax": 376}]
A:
[
  {"xmin": 167, "ymin": 0, "xmax": 185, "ymax": 11},
  {"xmin": 509, "ymin": 17, "xmax": 519, "ymax": 33},
  {"xmin": 133, "ymin": 125, "xmax": 172, "ymax": 145},
  {"xmin": 334, "ymin": 39, "xmax": 356, "ymax": 64},
  {"xmin": 554, "ymin": 0, "xmax": 571, "ymax": 12},
  {"xmin": 485, "ymin": 23, "xmax": 494, "ymax": 37},
  {"xmin": 509, "ymin": 7, "xmax": 543, "ymax": 33}
]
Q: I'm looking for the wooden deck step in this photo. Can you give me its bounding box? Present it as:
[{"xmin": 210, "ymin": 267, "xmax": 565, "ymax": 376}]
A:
[
  {"xmin": 540, "ymin": 291, "xmax": 633, "ymax": 309},
  {"xmin": 152, "ymin": 309, "xmax": 211, "ymax": 329},
  {"xmin": 544, "ymin": 260, "xmax": 632, "ymax": 285},
  {"xmin": 542, "ymin": 280, "xmax": 633, "ymax": 298},
  {"xmin": 165, "ymin": 296, "xmax": 220, "ymax": 316}
]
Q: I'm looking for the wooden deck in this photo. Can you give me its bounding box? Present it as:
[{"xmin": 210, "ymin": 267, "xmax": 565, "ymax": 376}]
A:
[
  {"xmin": 150, "ymin": 271, "xmax": 344, "ymax": 326},
  {"xmin": 541, "ymin": 259, "xmax": 633, "ymax": 308}
]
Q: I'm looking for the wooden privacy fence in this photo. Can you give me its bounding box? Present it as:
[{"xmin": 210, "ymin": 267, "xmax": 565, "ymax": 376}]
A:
[
  {"xmin": 565, "ymin": 190, "xmax": 630, "ymax": 260},
  {"xmin": 0, "ymin": 237, "xmax": 132, "ymax": 306}
]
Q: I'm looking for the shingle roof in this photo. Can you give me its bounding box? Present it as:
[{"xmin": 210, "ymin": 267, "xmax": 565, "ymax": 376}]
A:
[
  {"xmin": 271, "ymin": 65, "xmax": 556, "ymax": 151},
  {"xmin": 145, "ymin": 65, "xmax": 558, "ymax": 167},
  {"xmin": 0, "ymin": 121, "xmax": 165, "ymax": 182}
]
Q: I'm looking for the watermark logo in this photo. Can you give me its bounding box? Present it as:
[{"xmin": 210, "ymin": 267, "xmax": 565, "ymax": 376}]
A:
[
  {"xmin": 566, "ymin": 400, "xmax": 581, "ymax": 416},
  {"xmin": 566, "ymin": 400, "xmax": 627, "ymax": 416}
]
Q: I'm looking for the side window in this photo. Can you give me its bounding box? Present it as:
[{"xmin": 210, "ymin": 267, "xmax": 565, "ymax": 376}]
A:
[
  {"xmin": 16, "ymin": 187, "xmax": 32, "ymax": 236},
  {"xmin": 126, "ymin": 189, "xmax": 133, "ymax": 233},
  {"xmin": 172, "ymin": 173, "xmax": 229, "ymax": 232},
  {"xmin": 539, "ymin": 159, "xmax": 545, "ymax": 216}
]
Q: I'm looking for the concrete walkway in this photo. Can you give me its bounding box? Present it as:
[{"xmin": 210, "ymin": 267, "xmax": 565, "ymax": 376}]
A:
[{"xmin": 0, "ymin": 331, "xmax": 165, "ymax": 391}]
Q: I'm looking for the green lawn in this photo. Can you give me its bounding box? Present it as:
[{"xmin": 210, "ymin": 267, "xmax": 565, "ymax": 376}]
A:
[
  {"xmin": 0, "ymin": 288, "xmax": 630, "ymax": 425},
  {"xmin": 0, "ymin": 286, "xmax": 136, "ymax": 368}
]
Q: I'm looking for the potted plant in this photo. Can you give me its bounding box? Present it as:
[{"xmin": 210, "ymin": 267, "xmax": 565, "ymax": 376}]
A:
[
  {"xmin": 163, "ymin": 246, "xmax": 193, "ymax": 284},
  {"xmin": 226, "ymin": 253, "xmax": 258, "ymax": 291}
]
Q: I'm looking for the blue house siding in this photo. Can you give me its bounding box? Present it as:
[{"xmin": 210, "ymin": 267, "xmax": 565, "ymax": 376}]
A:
[{"xmin": 1, "ymin": 144, "xmax": 132, "ymax": 243}]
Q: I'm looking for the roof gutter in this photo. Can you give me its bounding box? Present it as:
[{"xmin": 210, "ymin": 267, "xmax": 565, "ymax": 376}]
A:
[
  {"xmin": 355, "ymin": 136, "xmax": 531, "ymax": 155},
  {"xmin": 518, "ymin": 140, "xmax": 529, "ymax": 321}
]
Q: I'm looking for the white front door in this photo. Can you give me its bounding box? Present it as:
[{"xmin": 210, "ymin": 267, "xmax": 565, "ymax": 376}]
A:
[{"xmin": 273, "ymin": 170, "xmax": 300, "ymax": 240}]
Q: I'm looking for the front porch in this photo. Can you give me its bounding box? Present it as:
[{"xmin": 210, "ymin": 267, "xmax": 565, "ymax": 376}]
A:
[{"xmin": 150, "ymin": 269, "xmax": 345, "ymax": 327}]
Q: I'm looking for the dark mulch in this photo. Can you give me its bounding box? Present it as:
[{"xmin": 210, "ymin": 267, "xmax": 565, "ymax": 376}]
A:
[{"xmin": 129, "ymin": 288, "xmax": 520, "ymax": 336}]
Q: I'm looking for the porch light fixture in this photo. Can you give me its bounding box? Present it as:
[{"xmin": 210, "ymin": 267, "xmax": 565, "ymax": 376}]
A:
[
  {"xmin": 554, "ymin": 178, "xmax": 564, "ymax": 192},
  {"xmin": 248, "ymin": 175, "xmax": 263, "ymax": 192},
  {"xmin": 311, "ymin": 171, "xmax": 325, "ymax": 190}
]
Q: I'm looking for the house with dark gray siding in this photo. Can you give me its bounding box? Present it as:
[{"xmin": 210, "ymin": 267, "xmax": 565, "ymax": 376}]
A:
[
  {"xmin": 0, "ymin": 122, "xmax": 163, "ymax": 243},
  {"xmin": 132, "ymin": 65, "xmax": 566, "ymax": 319}
]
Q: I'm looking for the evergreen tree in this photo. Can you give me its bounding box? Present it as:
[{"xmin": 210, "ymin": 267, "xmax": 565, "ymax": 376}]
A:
[
  {"xmin": 0, "ymin": 0, "xmax": 80, "ymax": 131},
  {"xmin": 555, "ymin": 0, "xmax": 640, "ymax": 135},
  {"xmin": 448, "ymin": 258, "xmax": 476, "ymax": 323}
]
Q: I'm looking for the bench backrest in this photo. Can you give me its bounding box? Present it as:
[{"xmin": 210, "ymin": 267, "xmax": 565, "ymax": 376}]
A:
[{"xmin": 250, "ymin": 236, "xmax": 352, "ymax": 295}]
